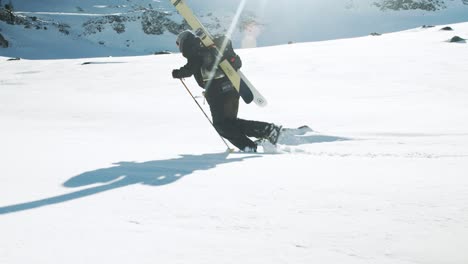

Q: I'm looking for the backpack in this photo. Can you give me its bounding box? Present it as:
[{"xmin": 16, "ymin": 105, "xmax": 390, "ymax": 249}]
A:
[{"xmin": 199, "ymin": 35, "xmax": 242, "ymax": 81}]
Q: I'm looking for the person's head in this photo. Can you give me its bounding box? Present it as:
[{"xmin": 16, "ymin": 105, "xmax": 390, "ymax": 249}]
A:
[{"xmin": 176, "ymin": 30, "xmax": 195, "ymax": 53}]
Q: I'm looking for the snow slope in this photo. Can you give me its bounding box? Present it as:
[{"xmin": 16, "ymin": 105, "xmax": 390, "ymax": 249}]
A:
[
  {"xmin": 1, "ymin": 22, "xmax": 468, "ymax": 264},
  {"xmin": 1, "ymin": 0, "xmax": 468, "ymax": 58}
]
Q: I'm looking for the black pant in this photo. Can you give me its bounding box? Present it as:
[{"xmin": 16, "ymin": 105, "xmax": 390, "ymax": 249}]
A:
[{"xmin": 205, "ymin": 78, "xmax": 271, "ymax": 150}]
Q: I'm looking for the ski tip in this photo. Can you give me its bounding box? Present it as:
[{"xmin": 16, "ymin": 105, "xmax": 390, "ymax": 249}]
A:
[{"xmin": 298, "ymin": 125, "xmax": 313, "ymax": 131}]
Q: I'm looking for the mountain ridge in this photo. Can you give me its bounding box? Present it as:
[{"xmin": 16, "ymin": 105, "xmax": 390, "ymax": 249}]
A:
[{"xmin": 1, "ymin": 0, "xmax": 467, "ymax": 59}]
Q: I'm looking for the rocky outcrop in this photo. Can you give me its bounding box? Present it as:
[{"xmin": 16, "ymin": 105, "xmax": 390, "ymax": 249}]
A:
[
  {"xmin": 0, "ymin": 7, "xmax": 24, "ymax": 24},
  {"xmin": 373, "ymin": 0, "xmax": 468, "ymax": 11},
  {"xmin": 0, "ymin": 4, "xmax": 258, "ymax": 54},
  {"xmin": 449, "ymin": 36, "xmax": 466, "ymax": 43},
  {"xmin": 141, "ymin": 10, "xmax": 187, "ymax": 35},
  {"xmin": 1, "ymin": 4, "xmax": 254, "ymax": 41},
  {"xmin": 374, "ymin": 0, "xmax": 447, "ymax": 11},
  {"xmin": 0, "ymin": 32, "xmax": 8, "ymax": 48},
  {"xmin": 1, "ymin": 7, "xmax": 70, "ymax": 34},
  {"xmin": 81, "ymin": 10, "xmax": 188, "ymax": 36},
  {"xmin": 82, "ymin": 15, "xmax": 136, "ymax": 35}
]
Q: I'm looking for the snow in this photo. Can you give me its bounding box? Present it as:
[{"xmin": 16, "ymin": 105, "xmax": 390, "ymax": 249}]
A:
[
  {"xmin": 1, "ymin": 22, "xmax": 468, "ymax": 264},
  {"xmin": 3, "ymin": 0, "xmax": 468, "ymax": 59}
]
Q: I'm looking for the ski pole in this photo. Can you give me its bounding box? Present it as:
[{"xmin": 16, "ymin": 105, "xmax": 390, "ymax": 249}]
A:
[{"xmin": 179, "ymin": 79, "xmax": 233, "ymax": 152}]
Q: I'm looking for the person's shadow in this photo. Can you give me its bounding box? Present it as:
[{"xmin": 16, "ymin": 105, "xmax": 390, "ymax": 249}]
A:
[{"xmin": 0, "ymin": 152, "xmax": 259, "ymax": 215}]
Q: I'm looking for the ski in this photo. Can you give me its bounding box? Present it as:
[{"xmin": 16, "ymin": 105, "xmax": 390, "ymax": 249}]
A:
[
  {"xmin": 280, "ymin": 125, "xmax": 313, "ymax": 137},
  {"xmin": 170, "ymin": 0, "xmax": 267, "ymax": 107}
]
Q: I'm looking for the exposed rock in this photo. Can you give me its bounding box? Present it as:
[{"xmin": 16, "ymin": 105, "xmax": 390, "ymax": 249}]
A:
[
  {"xmin": 112, "ymin": 22, "xmax": 125, "ymax": 34},
  {"xmin": 141, "ymin": 10, "xmax": 187, "ymax": 35},
  {"xmin": 0, "ymin": 7, "xmax": 23, "ymax": 24},
  {"xmin": 0, "ymin": 5, "xmax": 256, "ymax": 55},
  {"xmin": 448, "ymin": 36, "xmax": 466, "ymax": 43},
  {"xmin": 440, "ymin": 26, "xmax": 453, "ymax": 31},
  {"xmin": 1, "ymin": 7, "xmax": 69, "ymax": 35},
  {"xmin": 0, "ymin": 32, "xmax": 9, "ymax": 48},
  {"xmin": 83, "ymin": 15, "xmax": 136, "ymax": 35},
  {"xmin": 154, "ymin": 50, "xmax": 172, "ymax": 55},
  {"xmin": 58, "ymin": 23, "xmax": 71, "ymax": 35},
  {"xmin": 374, "ymin": 0, "xmax": 447, "ymax": 11}
]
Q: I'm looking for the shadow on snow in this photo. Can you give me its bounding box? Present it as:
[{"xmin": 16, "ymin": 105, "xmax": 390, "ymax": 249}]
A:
[
  {"xmin": 0, "ymin": 152, "xmax": 259, "ymax": 215},
  {"xmin": 0, "ymin": 132, "xmax": 351, "ymax": 215}
]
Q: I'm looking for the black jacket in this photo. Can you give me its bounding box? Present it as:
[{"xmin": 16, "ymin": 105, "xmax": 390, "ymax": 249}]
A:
[{"xmin": 176, "ymin": 35, "xmax": 206, "ymax": 88}]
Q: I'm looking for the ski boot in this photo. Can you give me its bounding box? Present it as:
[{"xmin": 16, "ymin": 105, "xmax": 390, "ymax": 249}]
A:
[
  {"xmin": 242, "ymin": 145, "xmax": 257, "ymax": 153},
  {"xmin": 266, "ymin": 124, "xmax": 282, "ymax": 145}
]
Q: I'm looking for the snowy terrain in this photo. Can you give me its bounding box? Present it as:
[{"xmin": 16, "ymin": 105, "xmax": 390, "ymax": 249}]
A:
[
  {"xmin": 1, "ymin": 22, "xmax": 468, "ymax": 263},
  {"xmin": 1, "ymin": 0, "xmax": 468, "ymax": 58}
]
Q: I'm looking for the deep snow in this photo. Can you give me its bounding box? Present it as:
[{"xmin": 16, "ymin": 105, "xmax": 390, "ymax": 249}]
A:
[{"xmin": 1, "ymin": 22, "xmax": 468, "ymax": 264}]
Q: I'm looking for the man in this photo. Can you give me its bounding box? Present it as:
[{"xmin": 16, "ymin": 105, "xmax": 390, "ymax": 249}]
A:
[{"xmin": 172, "ymin": 30, "xmax": 281, "ymax": 152}]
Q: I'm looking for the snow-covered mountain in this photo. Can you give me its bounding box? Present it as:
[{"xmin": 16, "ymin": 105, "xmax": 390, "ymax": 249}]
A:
[
  {"xmin": 0, "ymin": 0, "xmax": 467, "ymax": 59},
  {"xmin": 1, "ymin": 21, "xmax": 468, "ymax": 264}
]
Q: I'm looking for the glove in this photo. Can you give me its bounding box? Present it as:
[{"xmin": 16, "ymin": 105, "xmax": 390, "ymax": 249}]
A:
[{"xmin": 172, "ymin": 69, "xmax": 182, "ymax": 79}]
